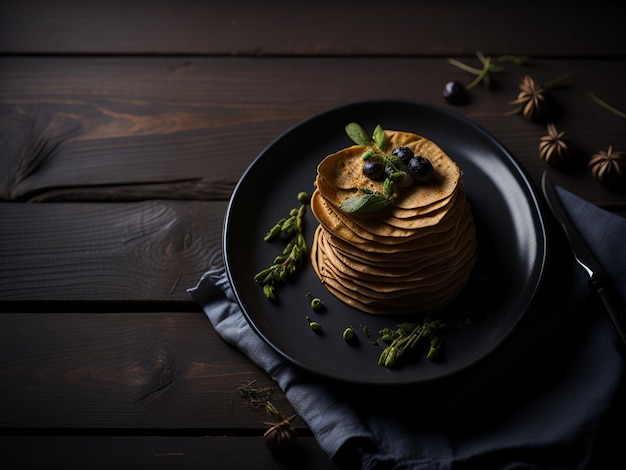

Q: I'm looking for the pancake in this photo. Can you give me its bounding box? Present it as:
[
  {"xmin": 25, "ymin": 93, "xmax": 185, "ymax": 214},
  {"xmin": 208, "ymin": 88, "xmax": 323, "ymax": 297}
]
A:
[{"xmin": 311, "ymin": 188, "xmax": 466, "ymax": 245}]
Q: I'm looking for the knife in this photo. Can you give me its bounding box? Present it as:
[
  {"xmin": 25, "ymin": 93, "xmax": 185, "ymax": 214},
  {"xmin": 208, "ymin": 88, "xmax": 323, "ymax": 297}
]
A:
[{"xmin": 541, "ymin": 172, "xmax": 626, "ymax": 345}]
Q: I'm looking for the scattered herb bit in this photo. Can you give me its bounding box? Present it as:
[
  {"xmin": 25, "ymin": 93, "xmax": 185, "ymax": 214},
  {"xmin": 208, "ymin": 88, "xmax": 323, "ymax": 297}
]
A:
[
  {"xmin": 254, "ymin": 195, "xmax": 309, "ymax": 300},
  {"xmin": 264, "ymin": 401, "xmax": 298, "ymax": 455},
  {"xmin": 362, "ymin": 325, "xmax": 370, "ymax": 337},
  {"xmin": 426, "ymin": 337, "xmax": 441, "ymax": 360},
  {"xmin": 297, "ymin": 191, "xmax": 310, "ymax": 204},
  {"xmin": 306, "ymin": 316, "xmax": 322, "ymax": 334},
  {"xmin": 342, "ymin": 326, "xmax": 355, "ymax": 342},
  {"xmin": 377, "ymin": 317, "xmax": 451, "ymax": 368},
  {"xmin": 237, "ymin": 379, "xmax": 272, "ymax": 408},
  {"xmin": 310, "ymin": 297, "xmax": 324, "ymax": 311},
  {"xmin": 588, "ymin": 92, "xmax": 626, "ymax": 120}
]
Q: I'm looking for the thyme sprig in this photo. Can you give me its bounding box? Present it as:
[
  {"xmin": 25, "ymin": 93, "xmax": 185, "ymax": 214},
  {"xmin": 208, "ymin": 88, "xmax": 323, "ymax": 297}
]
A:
[
  {"xmin": 340, "ymin": 122, "xmax": 403, "ymax": 214},
  {"xmin": 254, "ymin": 194, "xmax": 309, "ymax": 300},
  {"xmin": 447, "ymin": 51, "xmax": 528, "ymax": 89},
  {"xmin": 237, "ymin": 379, "xmax": 272, "ymax": 408},
  {"xmin": 377, "ymin": 317, "xmax": 451, "ymax": 368}
]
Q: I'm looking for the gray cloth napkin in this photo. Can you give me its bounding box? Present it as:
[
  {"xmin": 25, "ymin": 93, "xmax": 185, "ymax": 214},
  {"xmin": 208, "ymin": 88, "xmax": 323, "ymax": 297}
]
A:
[{"xmin": 188, "ymin": 186, "xmax": 626, "ymax": 469}]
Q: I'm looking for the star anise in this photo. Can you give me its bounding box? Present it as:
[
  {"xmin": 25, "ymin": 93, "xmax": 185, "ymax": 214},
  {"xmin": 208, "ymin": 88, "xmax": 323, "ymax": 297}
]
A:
[
  {"xmin": 263, "ymin": 401, "xmax": 298, "ymax": 455},
  {"xmin": 509, "ymin": 75, "xmax": 546, "ymax": 121},
  {"xmin": 589, "ymin": 146, "xmax": 626, "ymax": 189},
  {"xmin": 508, "ymin": 73, "xmax": 569, "ymax": 121},
  {"xmin": 539, "ymin": 123, "xmax": 570, "ymax": 167}
]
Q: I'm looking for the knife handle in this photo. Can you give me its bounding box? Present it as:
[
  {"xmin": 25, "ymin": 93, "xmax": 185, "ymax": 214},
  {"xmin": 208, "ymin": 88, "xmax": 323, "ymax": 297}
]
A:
[{"xmin": 596, "ymin": 282, "xmax": 626, "ymax": 345}]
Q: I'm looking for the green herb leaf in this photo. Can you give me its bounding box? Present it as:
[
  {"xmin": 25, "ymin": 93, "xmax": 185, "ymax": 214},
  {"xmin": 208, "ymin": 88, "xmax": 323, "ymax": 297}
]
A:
[
  {"xmin": 340, "ymin": 192, "xmax": 390, "ymax": 214},
  {"xmin": 372, "ymin": 124, "xmax": 387, "ymax": 150},
  {"xmin": 389, "ymin": 171, "xmax": 406, "ymax": 182},
  {"xmin": 387, "ymin": 154, "xmax": 403, "ymax": 169},
  {"xmin": 345, "ymin": 122, "xmax": 372, "ymax": 146},
  {"xmin": 361, "ymin": 149, "xmax": 376, "ymax": 160},
  {"xmin": 383, "ymin": 178, "xmax": 394, "ymax": 199}
]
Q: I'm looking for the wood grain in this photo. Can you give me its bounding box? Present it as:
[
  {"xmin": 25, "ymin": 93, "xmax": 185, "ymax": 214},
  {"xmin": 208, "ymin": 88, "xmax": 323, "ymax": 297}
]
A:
[
  {"xmin": 2, "ymin": 57, "xmax": 626, "ymax": 207},
  {"xmin": 1, "ymin": 436, "xmax": 333, "ymax": 470},
  {"xmin": 0, "ymin": 312, "xmax": 299, "ymax": 430},
  {"xmin": 0, "ymin": 201, "xmax": 225, "ymax": 303},
  {"xmin": 1, "ymin": 0, "xmax": 625, "ymax": 57}
]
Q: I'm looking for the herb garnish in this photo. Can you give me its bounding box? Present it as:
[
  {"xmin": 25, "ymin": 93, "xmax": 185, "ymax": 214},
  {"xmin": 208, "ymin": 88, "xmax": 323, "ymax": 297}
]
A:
[
  {"xmin": 237, "ymin": 379, "xmax": 272, "ymax": 408},
  {"xmin": 447, "ymin": 51, "xmax": 528, "ymax": 89},
  {"xmin": 342, "ymin": 326, "xmax": 355, "ymax": 342},
  {"xmin": 309, "ymin": 296, "xmax": 324, "ymax": 311},
  {"xmin": 377, "ymin": 317, "xmax": 451, "ymax": 368},
  {"xmin": 254, "ymin": 194, "xmax": 309, "ymax": 300},
  {"xmin": 340, "ymin": 123, "xmax": 404, "ymax": 214},
  {"xmin": 307, "ymin": 317, "xmax": 322, "ymax": 334}
]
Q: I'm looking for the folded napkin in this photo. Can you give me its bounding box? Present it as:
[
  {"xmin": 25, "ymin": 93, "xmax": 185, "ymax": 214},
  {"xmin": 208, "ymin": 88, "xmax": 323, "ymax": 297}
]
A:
[{"xmin": 189, "ymin": 186, "xmax": 626, "ymax": 469}]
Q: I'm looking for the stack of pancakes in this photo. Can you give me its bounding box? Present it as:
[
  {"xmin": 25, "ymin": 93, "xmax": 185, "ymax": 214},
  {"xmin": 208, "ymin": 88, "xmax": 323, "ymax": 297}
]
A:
[{"xmin": 310, "ymin": 129, "xmax": 477, "ymax": 314}]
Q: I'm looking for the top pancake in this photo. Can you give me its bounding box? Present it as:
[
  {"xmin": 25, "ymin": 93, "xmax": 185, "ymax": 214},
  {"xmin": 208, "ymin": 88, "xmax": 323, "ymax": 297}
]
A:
[{"xmin": 317, "ymin": 130, "xmax": 461, "ymax": 210}]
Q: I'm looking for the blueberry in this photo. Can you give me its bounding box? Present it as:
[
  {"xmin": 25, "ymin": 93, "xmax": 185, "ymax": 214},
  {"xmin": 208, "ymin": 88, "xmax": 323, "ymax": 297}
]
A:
[
  {"xmin": 407, "ymin": 157, "xmax": 434, "ymax": 182},
  {"xmin": 363, "ymin": 160, "xmax": 385, "ymax": 180},
  {"xmin": 391, "ymin": 146, "xmax": 414, "ymax": 165},
  {"xmin": 443, "ymin": 80, "xmax": 470, "ymax": 105}
]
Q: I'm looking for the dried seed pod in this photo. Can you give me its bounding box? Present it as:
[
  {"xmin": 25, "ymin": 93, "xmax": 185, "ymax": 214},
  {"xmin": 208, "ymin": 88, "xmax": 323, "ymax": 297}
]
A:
[
  {"xmin": 539, "ymin": 123, "xmax": 571, "ymax": 167},
  {"xmin": 264, "ymin": 402, "xmax": 298, "ymax": 455},
  {"xmin": 509, "ymin": 75, "xmax": 547, "ymax": 121},
  {"xmin": 589, "ymin": 146, "xmax": 626, "ymax": 189},
  {"xmin": 508, "ymin": 73, "xmax": 568, "ymax": 122}
]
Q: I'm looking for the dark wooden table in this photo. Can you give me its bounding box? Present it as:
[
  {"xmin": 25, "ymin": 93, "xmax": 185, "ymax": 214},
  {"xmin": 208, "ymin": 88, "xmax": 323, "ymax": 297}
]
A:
[{"xmin": 2, "ymin": 1, "xmax": 625, "ymax": 468}]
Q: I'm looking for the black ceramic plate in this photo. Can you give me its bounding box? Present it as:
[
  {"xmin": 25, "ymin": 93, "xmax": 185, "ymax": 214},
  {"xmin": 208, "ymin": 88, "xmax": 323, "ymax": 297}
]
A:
[{"xmin": 224, "ymin": 100, "xmax": 546, "ymax": 385}]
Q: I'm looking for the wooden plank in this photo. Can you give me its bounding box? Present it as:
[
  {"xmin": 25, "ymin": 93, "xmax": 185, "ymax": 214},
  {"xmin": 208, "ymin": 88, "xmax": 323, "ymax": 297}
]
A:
[
  {"xmin": 2, "ymin": 57, "xmax": 625, "ymax": 207},
  {"xmin": 0, "ymin": 436, "xmax": 334, "ymax": 470},
  {"xmin": 0, "ymin": 312, "xmax": 301, "ymax": 430},
  {"xmin": 0, "ymin": 433, "xmax": 620, "ymax": 470},
  {"xmin": 1, "ymin": 0, "xmax": 625, "ymax": 57},
  {"xmin": 0, "ymin": 201, "xmax": 225, "ymax": 303}
]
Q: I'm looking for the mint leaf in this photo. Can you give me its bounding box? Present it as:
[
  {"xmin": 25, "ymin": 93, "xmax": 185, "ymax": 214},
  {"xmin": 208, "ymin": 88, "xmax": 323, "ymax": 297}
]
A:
[
  {"xmin": 373, "ymin": 124, "xmax": 387, "ymax": 150},
  {"xmin": 345, "ymin": 122, "xmax": 372, "ymax": 146},
  {"xmin": 340, "ymin": 193, "xmax": 390, "ymax": 214},
  {"xmin": 383, "ymin": 178, "xmax": 394, "ymax": 199}
]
